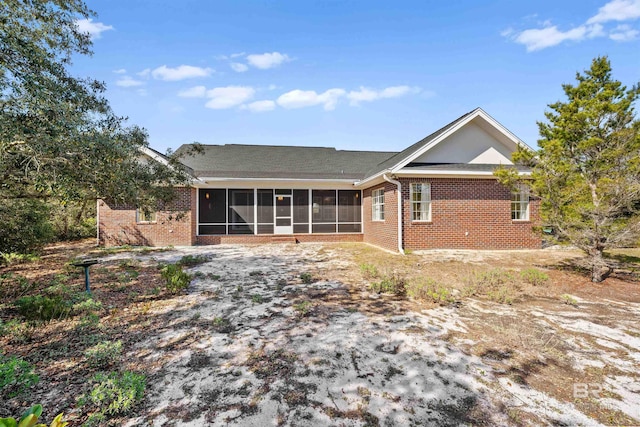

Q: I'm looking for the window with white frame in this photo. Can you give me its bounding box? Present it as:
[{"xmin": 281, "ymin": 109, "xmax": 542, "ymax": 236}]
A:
[
  {"xmin": 411, "ymin": 183, "xmax": 431, "ymax": 221},
  {"xmin": 372, "ymin": 188, "xmax": 385, "ymax": 221},
  {"xmin": 511, "ymin": 186, "xmax": 530, "ymax": 220},
  {"xmin": 136, "ymin": 208, "xmax": 156, "ymax": 223}
]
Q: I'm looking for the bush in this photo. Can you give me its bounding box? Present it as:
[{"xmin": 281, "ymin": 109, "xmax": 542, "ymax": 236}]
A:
[
  {"xmin": 520, "ymin": 268, "xmax": 550, "ymax": 286},
  {"xmin": 0, "ymin": 354, "xmax": 39, "ymax": 398},
  {"xmin": 160, "ymin": 264, "xmax": 191, "ymax": 294},
  {"xmin": 84, "ymin": 340, "xmax": 123, "ymax": 369},
  {"xmin": 407, "ymin": 279, "xmax": 454, "ymax": 305},
  {"xmin": 462, "ymin": 268, "xmax": 520, "ymax": 304},
  {"xmin": 359, "ymin": 263, "xmax": 379, "ymax": 279},
  {"xmin": 50, "ymin": 200, "xmax": 97, "ymax": 241},
  {"xmin": 80, "ymin": 371, "xmax": 146, "ymax": 423},
  {"xmin": 370, "ymin": 273, "xmax": 406, "ymax": 295},
  {"xmin": 299, "ymin": 272, "xmax": 314, "ymax": 284},
  {"xmin": 0, "ymin": 319, "xmax": 35, "ymax": 343},
  {"xmin": 0, "ymin": 404, "xmax": 67, "ymax": 427},
  {"xmin": 293, "ymin": 300, "xmax": 312, "ymax": 317},
  {"xmin": 15, "ymin": 294, "xmax": 72, "ymax": 321},
  {"xmin": 0, "ymin": 199, "xmax": 53, "ymax": 255},
  {"xmin": 177, "ymin": 254, "xmax": 210, "ymax": 267}
]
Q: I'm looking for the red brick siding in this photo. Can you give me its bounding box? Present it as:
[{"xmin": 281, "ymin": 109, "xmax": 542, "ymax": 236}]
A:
[
  {"xmin": 362, "ymin": 182, "xmax": 399, "ymax": 252},
  {"xmin": 400, "ymin": 178, "xmax": 540, "ymax": 250},
  {"xmin": 98, "ymin": 187, "xmax": 194, "ymax": 247}
]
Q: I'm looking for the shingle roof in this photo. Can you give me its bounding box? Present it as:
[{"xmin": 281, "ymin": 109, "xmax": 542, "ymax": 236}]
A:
[
  {"xmin": 363, "ymin": 108, "xmax": 479, "ymax": 178},
  {"xmin": 174, "ymin": 144, "xmax": 397, "ymax": 180}
]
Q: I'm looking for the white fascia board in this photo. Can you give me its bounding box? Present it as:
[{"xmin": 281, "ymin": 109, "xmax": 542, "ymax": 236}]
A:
[
  {"xmin": 139, "ymin": 146, "xmax": 171, "ymax": 166},
  {"xmin": 390, "ymin": 108, "xmax": 530, "ymax": 174},
  {"xmin": 353, "ymin": 170, "xmax": 391, "ymax": 188},
  {"xmin": 394, "ymin": 169, "xmax": 532, "ymax": 178},
  {"xmin": 194, "ymin": 177, "xmax": 357, "ymax": 189}
]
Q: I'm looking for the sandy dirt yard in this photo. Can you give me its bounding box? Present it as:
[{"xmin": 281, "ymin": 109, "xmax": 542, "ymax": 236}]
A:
[
  {"xmin": 100, "ymin": 243, "xmax": 640, "ymax": 427},
  {"xmin": 1, "ymin": 241, "xmax": 639, "ymax": 426}
]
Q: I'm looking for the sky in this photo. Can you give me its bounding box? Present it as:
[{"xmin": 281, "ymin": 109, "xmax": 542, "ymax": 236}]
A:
[{"xmin": 72, "ymin": 0, "xmax": 640, "ymax": 153}]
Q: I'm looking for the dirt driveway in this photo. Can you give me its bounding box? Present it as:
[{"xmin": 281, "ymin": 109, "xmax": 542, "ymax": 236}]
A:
[{"xmin": 103, "ymin": 243, "xmax": 640, "ymax": 426}]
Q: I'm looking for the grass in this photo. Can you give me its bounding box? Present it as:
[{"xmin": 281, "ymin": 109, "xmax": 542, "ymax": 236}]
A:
[
  {"xmin": 369, "ymin": 273, "xmax": 406, "ymax": 295},
  {"xmin": 406, "ymin": 279, "xmax": 455, "ymax": 305},
  {"xmin": 79, "ymin": 371, "xmax": 146, "ymax": 425},
  {"xmin": 0, "ymin": 354, "xmax": 39, "ymax": 398}
]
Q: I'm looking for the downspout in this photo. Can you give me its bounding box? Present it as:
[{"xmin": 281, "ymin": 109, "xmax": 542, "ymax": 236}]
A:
[{"xmin": 383, "ymin": 174, "xmax": 404, "ymax": 254}]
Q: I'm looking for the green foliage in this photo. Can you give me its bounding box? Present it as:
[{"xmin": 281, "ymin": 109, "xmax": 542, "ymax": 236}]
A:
[
  {"xmin": 79, "ymin": 371, "xmax": 146, "ymax": 423},
  {"xmin": 251, "ymin": 294, "xmax": 263, "ymax": 304},
  {"xmin": 84, "ymin": 341, "xmax": 123, "ymax": 369},
  {"xmin": 561, "ymin": 294, "xmax": 578, "ymax": 306},
  {"xmin": 0, "ymin": 199, "xmax": 53, "ymax": 256},
  {"xmin": 0, "ymin": 354, "xmax": 39, "ymax": 398},
  {"xmin": 0, "ymin": 405, "xmax": 68, "ymax": 427},
  {"xmin": 160, "ymin": 264, "xmax": 191, "ymax": 294},
  {"xmin": 369, "ymin": 273, "xmax": 406, "ymax": 295},
  {"xmin": 359, "ymin": 263, "xmax": 379, "ymax": 279},
  {"xmin": 299, "ymin": 272, "xmax": 314, "ymax": 284},
  {"xmin": 0, "ymin": 0, "xmax": 195, "ymax": 254},
  {"xmin": 15, "ymin": 295, "xmax": 71, "ymax": 321},
  {"xmin": 50, "ymin": 201, "xmax": 97, "ymax": 242},
  {"xmin": 293, "ymin": 300, "xmax": 313, "ymax": 317},
  {"xmin": 462, "ymin": 269, "xmax": 520, "ymax": 304},
  {"xmin": 177, "ymin": 254, "xmax": 210, "ymax": 267},
  {"xmin": 406, "ymin": 279, "xmax": 454, "ymax": 305},
  {"xmin": 0, "ymin": 253, "xmax": 40, "ymax": 266},
  {"xmin": 520, "ymin": 268, "xmax": 550, "ymax": 286},
  {"xmin": 497, "ymin": 57, "xmax": 640, "ymax": 282},
  {"xmin": 0, "ymin": 320, "xmax": 35, "ymax": 344}
]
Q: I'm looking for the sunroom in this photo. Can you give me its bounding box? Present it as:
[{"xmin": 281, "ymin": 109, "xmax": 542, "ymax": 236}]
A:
[{"xmin": 197, "ymin": 188, "xmax": 362, "ymax": 236}]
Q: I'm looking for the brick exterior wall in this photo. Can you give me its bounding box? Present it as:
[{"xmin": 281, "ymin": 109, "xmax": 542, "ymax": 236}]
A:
[
  {"xmin": 362, "ymin": 182, "xmax": 400, "ymax": 252},
  {"xmin": 98, "ymin": 187, "xmax": 195, "ymax": 247},
  {"xmin": 399, "ymin": 178, "xmax": 541, "ymax": 250},
  {"xmin": 98, "ymin": 180, "xmax": 540, "ymax": 250}
]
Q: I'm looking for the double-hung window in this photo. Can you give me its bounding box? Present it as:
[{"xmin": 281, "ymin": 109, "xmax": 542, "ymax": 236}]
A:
[
  {"xmin": 511, "ymin": 185, "xmax": 530, "ymax": 220},
  {"xmin": 372, "ymin": 188, "xmax": 385, "ymax": 221},
  {"xmin": 136, "ymin": 209, "xmax": 156, "ymax": 223},
  {"xmin": 411, "ymin": 183, "xmax": 431, "ymax": 221}
]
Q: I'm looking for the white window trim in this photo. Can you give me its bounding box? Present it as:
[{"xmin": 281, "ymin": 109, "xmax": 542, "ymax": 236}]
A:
[
  {"xmin": 511, "ymin": 185, "xmax": 530, "ymax": 221},
  {"xmin": 410, "ymin": 183, "xmax": 432, "ymax": 222},
  {"xmin": 372, "ymin": 188, "xmax": 385, "ymax": 221},
  {"xmin": 136, "ymin": 208, "xmax": 157, "ymax": 224}
]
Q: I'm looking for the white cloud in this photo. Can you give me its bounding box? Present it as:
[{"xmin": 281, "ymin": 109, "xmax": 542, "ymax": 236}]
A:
[
  {"xmin": 178, "ymin": 86, "xmax": 207, "ymax": 98},
  {"xmin": 230, "ymin": 62, "xmax": 249, "ymax": 73},
  {"xmin": 277, "ymin": 88, "xmax": 345, "ymax": 111},
  {"xmin": 587, "ymin": 0, "xmax": 640, "ymax": 24},
  {"xmin": 230, "ymin": 52, "xmax": 246, "ymax": 58},
  {"xmin": 113, "ymin": 68, "xmax": 126, "ymax": 74},
  {"xmin": 246, "ymin": 52, "xmax": 291, "ymax": 69},
  {"xmin": 511, "ymin": 23, "xmax": 603, "ymax": 51},
  {"xmin": 609, "ymin": 23, "xmax": 640, "ymax": 39},
  {"xmin": 347, "ymin": 85, "xmax": 420, "ymax": 105},
  {"xmin": 243, "ymin": 100, "xmax": 276, "ymax": 112},
  {"xmin": 116, "ymin": 76, "xmax": 145, "ymax": 87},
  {"xmin": 205, "ymin": 86, "xmax": 255, "ymax": 109},
  {"xmin": 75, "ymin": 19, "xmax": 113, "ymax": 39},
  {"xmin": 151, "ymin": 65, "xmax": 213, "ymax": 81},
  {"xmin": 136, "ymin": 88, "xmax": 147, "ymax": 96},
  {"xmin": 137, "ymin": 68, "xmax": 151, "ymax": 78}
]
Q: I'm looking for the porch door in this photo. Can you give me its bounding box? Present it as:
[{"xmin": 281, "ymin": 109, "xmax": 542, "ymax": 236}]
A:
[{"xmin": 274, "ymin": 194, "xmax": 293, "ymax": 234}]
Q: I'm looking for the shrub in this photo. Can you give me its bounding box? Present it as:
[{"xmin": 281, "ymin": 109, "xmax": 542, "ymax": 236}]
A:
[
  {"xmin": 15, "ymin": 294, "xmax": 72, "ymax": 321},
  {"xmin": 0, "ymin": 354, "xmax": 39, "ymax": 398},
  {"xmin": 462, "ymin": 268, "xmax": 520, "ymax": 301},
  {"xmin": 0, "ymin": 404, "xmax": 67, "ymax": 427},
  {"xmin": 520, "ymin": 268, "xmax": 550, "ymax": 286},
  {"xmin": 370, "ymin": 273, "xmax": 406, "ymax": 296},
  {"xmin": 293, "ymin": 300, "xmax": 312, "ymax": 317},
  {"xmin": 561, "ymin": 294, "xmax": 578, "ymax": 306},
  {"xmin": 0, "ymin": 252, "xmax": 40, "ymax": 266},
  {"xmin": 359, "ymin": 263, "xmax": 379, "ymax": 279},
  {"xmin": 0, "ymin": 319, "xmax": 35, "ymax": 343},
  {"xmin": 251, "ymin": 294, "xmax": 263, "ymax": 304},
  {"xmin": 407, "ymin": 279, "xmax": 454, "ymax": 305},
  {"xmin": 177, "ymin": 254, "xmax": 210, "ymax": 267},
  {"xmin": 299, "ymin": 272, "xmax": 314, "ymax": 284},
  {"xmin": 79, "ymin": 371, "xmax": 146, "ymax": 423},
  {"xmin": 84, "ymin": 340, "xmax": 123, "ymax": 369},
  {"xmin": 160, "ymin": 264, "xmax": 191, "ymax": 294},
  {"xmin": 0, "ymin": 199, "xmax": 53, "ymax": 255}
]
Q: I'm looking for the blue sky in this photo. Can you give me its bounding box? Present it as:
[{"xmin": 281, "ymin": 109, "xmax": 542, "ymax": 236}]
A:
[{"xmin": 73, "ymin": 0, "xmax": 640, "ymax": 153}]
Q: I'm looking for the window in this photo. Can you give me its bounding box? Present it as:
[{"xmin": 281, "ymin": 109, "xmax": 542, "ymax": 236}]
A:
[
  {"xmin": 372, "ymin": 188, "xmax": 384, "ymax": 221},
  {"xmin": 228, "ymin": 189, "xmax": 254, "ymax": 234},
  {"xmin": 312, "ymin": 190, "xmax": 336, "ymax": 233},
  {"xmin": 293, "ymin": 190, "xmax": 309, "ymax": 233},
  {"xmin": 411, "ymin": 183, "xmax": 431, "ymax": 221},
  {"xmin": 136, "ymin": 209, "xmax": 156, "ymax": 223},
  {"xmin": 511, "ymin": 186, "xmax": 530, "ymax": 220},
  {"xmin": 257, "ymin": 189, "xmax": 274, "ymax": 234}
]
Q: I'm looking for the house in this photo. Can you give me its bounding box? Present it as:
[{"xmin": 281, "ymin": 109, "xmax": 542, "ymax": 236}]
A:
[{"xmin": 98, "ymin": 108, "xmax": 540, "ymax": 252}]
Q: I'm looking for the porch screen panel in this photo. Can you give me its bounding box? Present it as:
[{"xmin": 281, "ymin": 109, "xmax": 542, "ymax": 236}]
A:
[
  {"xmin": 338, "ymin": 190, "xmax": 362, "ymax": 233},
  {"xmin": 199, "ymin": 189, "xmax": 226, "ymax": 235},
  {"xmin": 293, "ymin": 190, "xmax": 309, "ymax": 233},
  {"xmin": 228, "ymin": 189, "xmax": 254, "ymax": 234},
  {"xmin": 257, "ymin": 189, "xmax": 274, "ymax": 234},
  {"xmin": 312, "ymin": 190, "xmax": 336, "ymax": 233}
]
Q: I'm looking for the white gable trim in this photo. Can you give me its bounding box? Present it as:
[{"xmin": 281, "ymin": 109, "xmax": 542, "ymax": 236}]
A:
[
  {"xmin": 139, "ymin": 146, "xmax": 171, "ymax": 167},
  {"xmin": 389, "ymin": 108, "xmax": 530, "ymax": 173}
]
